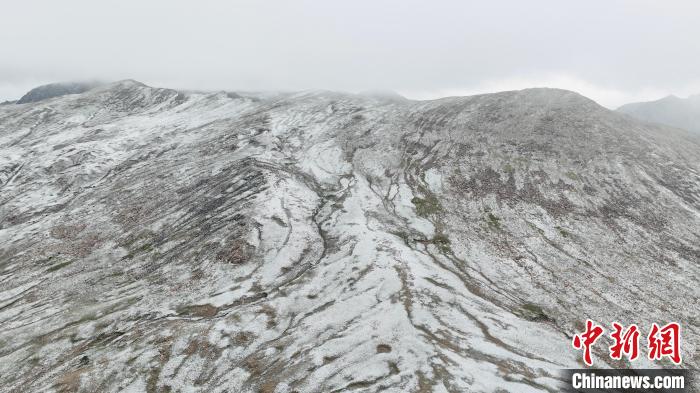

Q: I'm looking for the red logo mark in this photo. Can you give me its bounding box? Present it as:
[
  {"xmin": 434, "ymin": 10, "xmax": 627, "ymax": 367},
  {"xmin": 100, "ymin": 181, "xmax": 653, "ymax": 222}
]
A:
[
  {"xmin": 572, "ymin": 319, "xmax": 605, "ymax": 366},
  {"xmin": 572, "ymin": 321, "xmax": 681, "ymax": 366},
  {"xmin": 609, "ymin": 322, "xmax": 640, "ymax": 361},
  {"xmin": 648, "ymin": 322, "xmax": 681, "ymax": 364}
]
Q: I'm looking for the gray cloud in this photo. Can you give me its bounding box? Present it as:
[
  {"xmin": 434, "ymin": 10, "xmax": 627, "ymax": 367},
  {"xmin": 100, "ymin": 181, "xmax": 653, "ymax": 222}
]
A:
[{"xmin": 2, "ymin": 0, "xmax": 700, "ymax": 107}]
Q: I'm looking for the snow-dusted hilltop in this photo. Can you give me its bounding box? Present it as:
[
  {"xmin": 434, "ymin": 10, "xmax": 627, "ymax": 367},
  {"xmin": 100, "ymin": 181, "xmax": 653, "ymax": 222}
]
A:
[
  {"xmin": 15, "ymin": 82, "xmax": 101, "ymax": 105},
  {"xmin": 1, "ymin": 81, "xmax": 699, "ymax": 392},
  {"xmin": 618, "ymin": 94, "xmax": 700, "ymax": 133}
]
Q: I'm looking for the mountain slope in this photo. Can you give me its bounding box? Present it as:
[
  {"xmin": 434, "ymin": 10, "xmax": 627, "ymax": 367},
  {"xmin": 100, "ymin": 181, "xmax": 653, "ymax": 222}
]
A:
[
  {"xmin": 618, "ymin": 94, "xmax": 700, "ymax": 133},
  {"xmin": 0, "ymin": 81, "xmax": 698, "ymax": 392}
]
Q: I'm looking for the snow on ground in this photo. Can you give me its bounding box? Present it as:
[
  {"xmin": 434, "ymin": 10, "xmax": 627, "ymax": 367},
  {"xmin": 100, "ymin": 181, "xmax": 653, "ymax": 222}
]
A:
[{"xmin": 0, "ymin": 81, "xmax": 698, "ymax": 392}]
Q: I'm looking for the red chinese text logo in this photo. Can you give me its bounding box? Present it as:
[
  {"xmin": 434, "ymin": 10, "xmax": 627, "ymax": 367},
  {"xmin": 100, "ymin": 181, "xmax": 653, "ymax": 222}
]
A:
[
  {"xmin": 572, "ymin": 321, "xmax": 681, "ymax": 366},
  {"xmin": 572, "ymin": 319, "xmax": 604, "ymax": 366},
  {"xmin": 609, "ymin": 322, "xmax": 640, "ymax": 361},
  {"xmin": 648, "ymin": 322, "xmax": 681, "ymax": 364}
]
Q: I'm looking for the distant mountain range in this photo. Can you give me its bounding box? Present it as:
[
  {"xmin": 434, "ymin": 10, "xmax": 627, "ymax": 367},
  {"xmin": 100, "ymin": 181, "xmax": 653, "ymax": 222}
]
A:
[{"xmin": 617, "ymin": 94, "xmax": 700, "ymax": 133}]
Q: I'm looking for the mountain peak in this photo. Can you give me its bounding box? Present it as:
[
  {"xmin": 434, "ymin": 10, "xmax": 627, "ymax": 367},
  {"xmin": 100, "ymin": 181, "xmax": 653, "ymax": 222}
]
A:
[
  {"xmin": 16, "ymin": 81, "xmax": 101, "ymax": 104},
  {"xmin": 112, "ymin": 79, "xmax": 147, "ymax": 88},
  {"xmin": 617, "ymin": 94, "xmax": 700, "ymax": 133},
  {"xmin": 358, "ymin": 89, "xmax": 408, "ymax": 101}
]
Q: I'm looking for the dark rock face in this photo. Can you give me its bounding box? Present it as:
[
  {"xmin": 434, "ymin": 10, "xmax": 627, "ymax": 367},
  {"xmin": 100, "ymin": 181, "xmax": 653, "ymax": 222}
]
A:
[
  {"xmin": 16, "ymin": 82, "xmax": 99, "ymax": 104},
  {"xmin": 618, "ymin": 94, "xmax": 700, "ymax": 133},
  {"xmin": 0, "ymin": 81, "xmax": 698, "ymax": 392}
]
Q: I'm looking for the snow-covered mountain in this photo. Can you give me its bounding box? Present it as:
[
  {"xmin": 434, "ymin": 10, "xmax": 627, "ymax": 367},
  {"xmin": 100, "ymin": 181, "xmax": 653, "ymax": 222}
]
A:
[
  {"xmin": 15, "ymin": 82, "xmax": 101, "ymax": 105},
  {"xmin": 1, "ymin": 80, "xmax": 698, "ymax": 392},
  {"xmin": 618, "ymin": 94, "xmax": 700, "ymax": 133}
]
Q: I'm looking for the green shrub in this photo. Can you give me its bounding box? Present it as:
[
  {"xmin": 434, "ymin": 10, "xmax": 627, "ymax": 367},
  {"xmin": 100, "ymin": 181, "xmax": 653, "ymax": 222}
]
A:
[
  {"xmin": 45, "ymin": 260, "xmax": 73, "ymax": 272},
  {"xmin": 520, "ymin": 302, "xmax": 553, "ymax": 322},
  {"xmin": 431, "ymin": 234, "xmax": 451, "ymax": 253},
  {"xmin": 556, "ymin": 226, "xmax": 570, "ymax": 238},
  {"xmin": 486, "ymin": 212, "xmax": 501, "ymax": 229},
  {"xmin": 411, "ymin": 195, "xmax": 442, "ymax": 217},
  {"xmin": 565, "ymin": 171, "xmax": 579, "ymax": 180}
]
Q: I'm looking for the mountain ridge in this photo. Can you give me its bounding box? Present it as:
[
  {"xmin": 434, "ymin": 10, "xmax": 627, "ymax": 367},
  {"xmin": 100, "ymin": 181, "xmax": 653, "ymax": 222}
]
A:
[
  {"xmin": 15, "ymin": 81, "xmax": 102, "ymax": 104},
  {"xmin": 617, "ymin": 94, "xmax": 700, "ymax": 133},
  {"xmin": 0, "ymin": 81, "xmax": 698, "ymax": 392}
]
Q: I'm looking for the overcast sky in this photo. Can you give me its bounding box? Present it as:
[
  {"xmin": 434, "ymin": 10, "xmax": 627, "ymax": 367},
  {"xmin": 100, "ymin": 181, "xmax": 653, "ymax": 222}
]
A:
[{"xmin": 2, "ymin": 0, "xmax": 700, "ymax": 108}]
